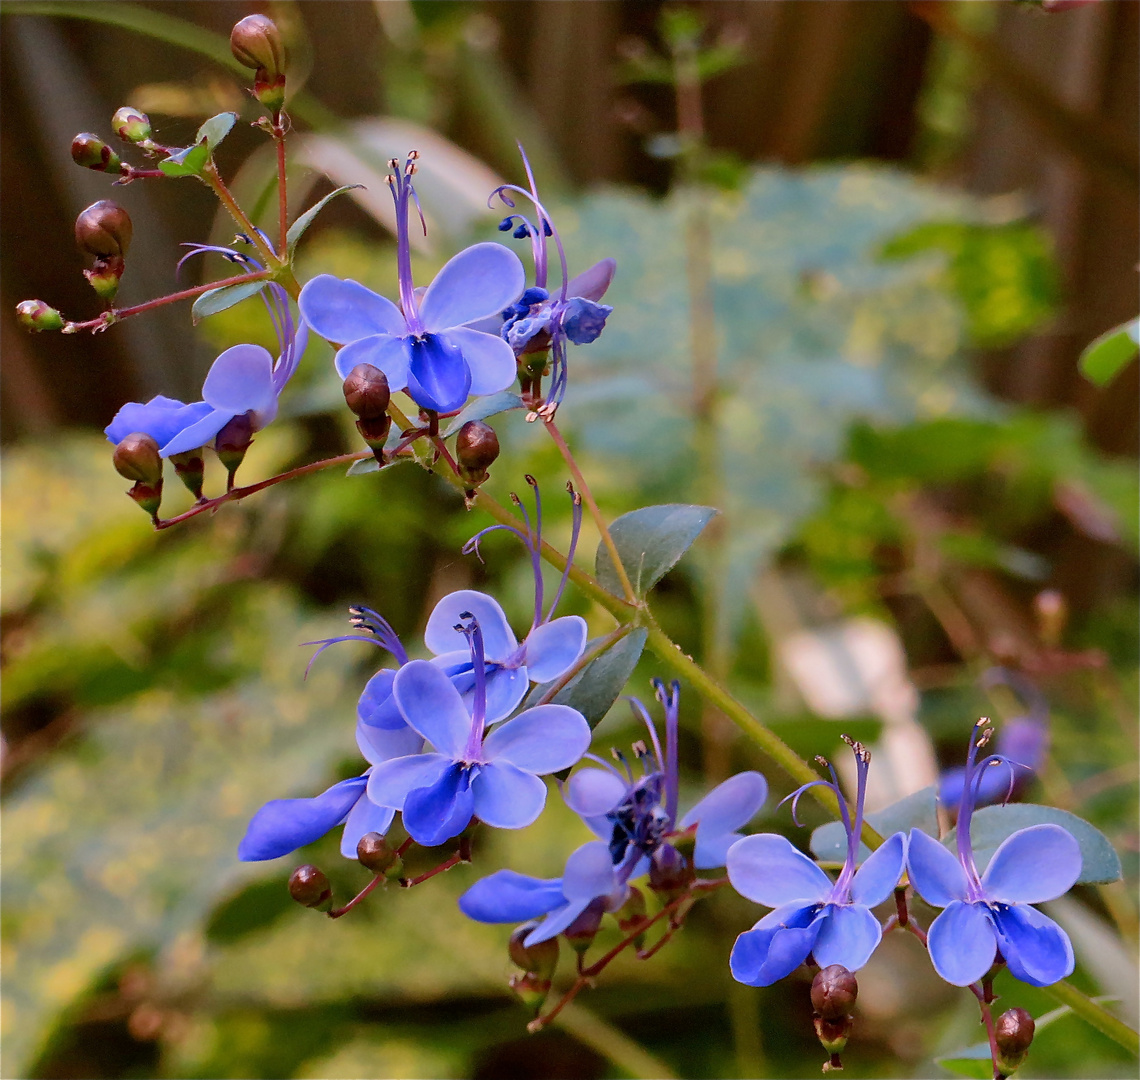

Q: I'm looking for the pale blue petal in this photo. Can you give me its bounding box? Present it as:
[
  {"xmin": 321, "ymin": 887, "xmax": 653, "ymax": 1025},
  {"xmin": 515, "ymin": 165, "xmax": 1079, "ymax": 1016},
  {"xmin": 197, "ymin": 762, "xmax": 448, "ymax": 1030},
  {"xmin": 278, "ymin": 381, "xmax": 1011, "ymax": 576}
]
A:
[
  {"xmin": 238, "ymin": 776, "xmax": 366, "ymax": 861},
  {"xmin": 202, "ymin": 344, "xmax": 277, "ymax": 415},
  {"xmin": 566, "ymin": 258, "xmax": 616, "ymax": 302},
  {"xmin": 561, "ymin": 841, "xmax": 620, "ymax": 901},
  {"xmin": 393, "ymin": 660, "xmax": 472, "ymax": 756},
  {"xmin": 472, "ymin": 761, "xmax": 547, "ymax": 828},
  {"xmin": 564, "ymin": 768, "xmax": 627, "ymax": 818},
  {"xmin": 403, "ymin": 762, "xmax": 476, "ymax": 846},
  {"xmin": 483, "ymin": 667, "xmax": 529, "ymax": 723},
  {"xmin": 524, "ymin": 898, "xmax": 594, "ymax": 945},
  {"xmin": 441, "ymin": 327, "xmax": 518, "ymax": 396},
  {"xmin": 684, "ymin": 771, "xmax": 768, "ymax": 868},
  {"xmin": 425, "ymin": 591, "xmax": 517, "ymax": 661},
  {"xmin": 333, "ymin": 333, "xmax": 410, "ymax": 390},
  {"xmin": 298, "ymin": 274, "xmax": 405, "ymax": 342},
  {"xmin": 105, "ymin": 396, "xmax": 213, "ymax": 446},
  {"xmin": 355, "ymin": 719, "xmax": 422, "ymax": 765},
  {"xmin": 850, "ymin": 832, "xmax": 907, "ymax": 907},
  {"xmin": 927, "ymin": 900, "xmax": 997, "ymax": 986},
  {"xmin": 481, "ymin": 704, "xmax": 590, "ymax": 773},
  {"xmin": 907, "ymin": 828, "xmax": 969, "ymax": 908},
  {"xmin": 523, "ymin": 617, "xmax": 588, "ymax": 683},
  {"xmin": 812, "ymin": 903, "xmax": 883, "ymax": 971},
  {"xmin": 729, "ymin": 903, "xmax": 823, "ymax": 987},
  {"xmin": 339, "ymin": 792, "xmax": 396, "ymax": 858},
  {"xmin": 158, "ymin": 407, "xmax": 230, "ymax": 458},
  {"xmin": 366, "ymin": 752, "xmax": 452, "ymax": 808},
  {"xmin": 727, "ymin": 834, "xmax": 832, "ymax": 907},
  {"xmin": 459, "ymin": 870, "xmax": 565, "ymax": 923},
  {"xmin": 981, "ymin": 824, "xmax": 1081, "ymax": 905},
  {"xmin": 419, "ymin": 242, "xmax": 525, "ymax": 332},
  {"xmin": 357, "ymin": 669, "xmax": 405, "ymax": 731},
  {"xmin": 405, "ymin": 333, "xmax": 471, "ymax": 414},
  {"xmin": 991, "ymin": 903, "xmax": 1074, "ymax": 987}
]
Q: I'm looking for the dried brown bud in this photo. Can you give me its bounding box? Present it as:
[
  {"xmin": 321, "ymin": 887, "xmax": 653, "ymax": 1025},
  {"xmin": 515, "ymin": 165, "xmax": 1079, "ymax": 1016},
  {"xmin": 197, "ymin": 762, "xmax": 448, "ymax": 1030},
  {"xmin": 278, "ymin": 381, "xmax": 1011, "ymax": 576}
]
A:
[
  {"xmin": 71, "ymin": 132, "xmax": 122, "ymax": 173},
  {"xmin": 112, "ymin": 106, "xmax": 152, "ymax": 144},
  {"xmin": 288, "ymin": 864, "xmax": 332, "ymax": 910},
  {"xmin": 455, "ymin": 421, "xmax": 500, "ymax": 485},
  {"xmin": 356, "ymin": 832, "xmax": 401, "ymax": 876},
  {"xmin": 811, "ymin": 965, "xmax": 858, "ymax": 1021},
  {"xmin": 230, "ymin": 15, "xmax": 286, "ymax": 78},
  {"xmin": 113, "ymin": 433, "xmax": 163, "ymax": 486},
  {"xmin": 343, "ymin": 364, "xmax": 391, "ymax": 419},
  {"xmin": 995, "ymin": 1007, "xmax": 1035, "ymax": 1073},
  {"xmin": 16, "ymin": 299, "xmax": 64, "ymax": 332},
  {"xmin": 508, "ymin": 922, "xmax": 560, "ymax": 978},
  {"xmin": 76, "ymin": 200, "xmax": 133, "ymax": 259}
]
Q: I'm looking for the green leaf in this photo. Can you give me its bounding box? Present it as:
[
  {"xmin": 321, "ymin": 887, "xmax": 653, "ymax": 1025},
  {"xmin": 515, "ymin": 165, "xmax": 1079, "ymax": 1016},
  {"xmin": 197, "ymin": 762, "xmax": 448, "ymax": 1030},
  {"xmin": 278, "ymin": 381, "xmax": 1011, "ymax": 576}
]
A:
[
  {"xmin": 595, "ymin": 504, "xmax": 716, "ymax": 597},
  {"xmin": 441, "ymin": 391, "xmax": 526, "ymax": 439},
  {"xmin": 285, "ymin": 185, "xmax": 365, "ymax": 256},
  {"xmin": 191, "ymin": 278, "xmax": 267, "ymax": 323},
  {"xmin": 810, "ymin": 785, "xmax": 938, "ymax": 863},
  {"xmin": 525, "ymin": 629, "xmax": 648, "ymax": 728},
  {"xmin": 934, "ymin": 1042, "xmax": 993, "ymax": 1078},
  {"xmin": 158, "ymin": 141, "xmax": 210, "ymax": 178},
  {"xmin": 1079, "ymin": 318, "xmax": 1139, "ymax": 387},
  {"xmin": 196, "ymin": 110, "xmax": 237, "ymax": 149},
  {"xmin": 943, "ymin": 804, "xmax": 1122, "ymax": 885}
]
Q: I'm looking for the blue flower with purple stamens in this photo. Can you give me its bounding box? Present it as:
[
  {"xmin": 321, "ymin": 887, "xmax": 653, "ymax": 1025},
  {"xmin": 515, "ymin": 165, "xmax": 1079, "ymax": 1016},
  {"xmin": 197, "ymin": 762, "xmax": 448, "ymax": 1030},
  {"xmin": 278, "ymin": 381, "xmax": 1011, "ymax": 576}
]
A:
[
  {"xmin": 908, "ymin": 718, "xmax": 1079, "ymax": 987},
  {"xmin": 298, "ymin": 151, "xmax": 525, "ymax": 415},
  {"xmin": 366, "ymin": 615, "xmax": 591, "ymax": 847},
  {"xmin": 726, "ymin": 738, "xmax": 907, "ymax": 987}
]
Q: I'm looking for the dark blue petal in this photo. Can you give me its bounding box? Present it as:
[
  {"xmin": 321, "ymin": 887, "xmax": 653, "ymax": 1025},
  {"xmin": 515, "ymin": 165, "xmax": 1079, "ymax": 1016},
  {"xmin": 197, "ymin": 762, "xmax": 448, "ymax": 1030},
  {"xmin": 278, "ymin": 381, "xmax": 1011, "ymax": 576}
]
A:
[
  {"xmin": 459, "ymin": 870, "xmax": 566, "ymax": 923},
  {"xmin": 991, "ymin": 903, "xmax": 1074, "ymax": 987},
  {"xmin": 729, "ymin": 903, "xmax": 823, "ymax": 987},
  {"xmin": 238, "ymin": 775, "xmax": 367, "ymax": 861},
  {"xmin": 402, "ymin": 762, "xmax": 477, "ymax": 847},
  {"xmin": 405, "ymin": 333, "xmax": 472, "ymax": 415},
  {"xmin": 562, "ymin": 297, "xmax": 612, "ymax": 345}
]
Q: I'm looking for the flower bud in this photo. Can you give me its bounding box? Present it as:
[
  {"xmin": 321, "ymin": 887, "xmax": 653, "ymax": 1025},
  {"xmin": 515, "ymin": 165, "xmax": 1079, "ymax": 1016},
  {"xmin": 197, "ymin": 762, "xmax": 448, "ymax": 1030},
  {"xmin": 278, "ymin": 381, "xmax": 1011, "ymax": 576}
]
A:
[
  {"xmin": 168, "ymin": 449, "xmax": 206, "ymax": 501},
  {"xmin": 613, "ymin": 886, "xmax": 648, "ymax": 948},
  {"xmin": 508, "ymin": 922, "xmax": 560, "ymax": 979},
  {"xmin": 71, "ymin": 132, "xmax": 122, "ymax": 173},
  {"xmin": 112, "ymin": 106, "xmax": 152, "ymax": 144},
  {"xmin": 357, "ymin": 832, "xmax": 402, "ymax": 876},
  {"xmin": 562, "ymin": 900, "xmax": 604, "ymax": 955},
  {"xmin": 76, "ymin": 201, "xmax": 133, "ymax": 259},
  {"xmin": 648, "ymin": 842, "xmax": 694, "ymax": 900},
  {"xmin": 995, "ymin": 1007, "xmax": 1035, "ymax": 1074},
  {"xmin": 508, "ymin": 969, "xmax": 550, "ymax": 1016},
  {"xmin": 113, "ymin": 433, "xmax": 163, "ymax": 485},
  {"xmin": 214, "ymin": 412, "xmax": 255, "ymax": 489},
  {"xmin": 288, "ymin": 864, "xmax": 332, "ymax": 911},
  {"xmin": 16, "ymin": 299, "xmax": 64, "ymax": 333},
  {"xmin": 455, "ymin": 420, "xmax": 500, "ymax": 488},
  {"xmin": 343, "ymin": 364, "xmax": 391, "ymax": 419},
  {"xmin": 814, "ymin": 1014, "xmax": 852, "ymax": 1070},
  {"xmin": 811, "ymin": 965, "xmax": 858, "ymax": 1021},
  {"xmin": 230, "ymin": 15, "xmax": 287, "ymax": 112}
]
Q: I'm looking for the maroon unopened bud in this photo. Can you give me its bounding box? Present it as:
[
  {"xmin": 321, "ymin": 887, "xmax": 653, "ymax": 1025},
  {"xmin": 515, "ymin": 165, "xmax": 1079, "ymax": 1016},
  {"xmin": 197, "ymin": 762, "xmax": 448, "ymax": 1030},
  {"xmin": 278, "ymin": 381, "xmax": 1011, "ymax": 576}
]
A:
[
  {"xmin": 230, "ymin": 15, "xmax": 287, "ymax": 112},
  {"xmin": 76, "ymin": 201, "xmax": 133, "ymax": 259},
  {"xmin": 995, "ymin": 1007, "xmax": 1035, "ymax": 1073},
  {"xmin": 648, "ymin": 843, "xmax": 694, "ymax": 899},
  {"xmin": 71, "ymin": 132, "xmax": 122, "ymax": 173},
  {"xmin": 16, "ymin": 299, "xmax": 64, "ymax": 333},
  {"xmin": 455, "ymin": 420, "xmax": 500, "ymax": 487},
  {"xmin": 811, "ymin": 965, "xmax": 858, "ymax": 1021},
  {"xmin": 168, "ymin": 449, "xmax": 206, "ymax": 501},
  {"xmin": 508, "ymin": 922, "xmax": 560, "ymax": 978},
  {"xmin": 356, "ymin": 832, "xmax": 402, "ymax": 876},
  {"xmin": 562, "ymin": 900, "xmax": 604, "ymax": 954},
  {"xmin": 343, "ymin": 364, "xmax": 391, "ymax": 419},
  {"xmin": 814, "ymin": 1013, "xmax": 852, "ymax": 1068},
  {"xmin": 113, "ymin": 433, "xmax": 163, "ymax": 485},
  {"xmin": 112, "ymin": 106, "xmax": 152, "ymax": 144},
  {"xmin": 214, "ymin": 412, "xmax": 255, "ymax": 489},
  {"xmin": 508, "ymin": 969, "xmax": 550, "ymax": 1015},
  {"xmin": 288, "ymin": 864, "xmax": 332, "ymax": 910}
]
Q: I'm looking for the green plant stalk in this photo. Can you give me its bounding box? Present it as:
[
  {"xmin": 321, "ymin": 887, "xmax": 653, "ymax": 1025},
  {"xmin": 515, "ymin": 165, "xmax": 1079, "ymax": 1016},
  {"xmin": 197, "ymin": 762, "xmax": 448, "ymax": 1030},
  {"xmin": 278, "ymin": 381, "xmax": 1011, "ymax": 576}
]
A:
[
  {"xmin": 553, "ymin": 1001, "xmax": 677, "ymax": 1080},
  {"xmin": 1039, "ymin": 980, "xmax": 1139, "ymax": 1056}
]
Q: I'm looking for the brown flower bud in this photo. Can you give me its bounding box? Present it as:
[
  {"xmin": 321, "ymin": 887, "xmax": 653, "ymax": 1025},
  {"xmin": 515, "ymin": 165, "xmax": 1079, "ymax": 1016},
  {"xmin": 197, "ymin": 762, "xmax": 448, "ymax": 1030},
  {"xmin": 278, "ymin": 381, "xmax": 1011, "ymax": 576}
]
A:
[
  {"xmin": 214, "ymin": 412, "xmax": 254, "ymax": 489},
  {"xmin": 357, "ymin": 832, "xmax": 402, "ymax": 876},
  {"xmin": 288, "ymin": 864, "xmax": 332, "ymax": 910},
  {"xmin": 113, "ymin": 433, "xmax": 163, "ymax": 485},
  {"xmin": 76, "ymin": 201, "xmax": 133, "ymax": 259},
  {"xmin": 343, "ymin": 364, "xmax": 391, "ymax": 419},
  {"xmin": 508, "ymin": 969, "xmax": 550, "ymax": 1016},
  {"xmin": 995, "ymin": 1007, "xmax": 1035, "ymax": 1073},
  {"xmin": 168, "ymin": 449, "xmax": 206, "ymax": 501},
  {"xmin": 811, "ymin": 965, "xmax": 858, "ymax": 1021},
  {"xmin": 508, "ymin": 922, "xmax": 560, "ymax": 979},
  {"xmin": 16, "ymin": 299, "xmax": 64, "ymax": 333},
  {"xmin": 112, "ymin": 106, "xmax": 152, "ymax": 144},
  {"xmin": 648, "ymin": 842, "xmax": 694, "ymax": 899},
  {"xmin": 230, "ymin": 15, "xmax": 286, "ymax": 78},
  {"xmin": 71, "ymin": 132, "xmax": 121, "ymax": 173},
  {"xmin": 562, "ymin": 900, "xmax": 604, "ymax": 954},
  {"xmin": 455, "ymin": 420, "xmax": 500, "ymax": 487}
]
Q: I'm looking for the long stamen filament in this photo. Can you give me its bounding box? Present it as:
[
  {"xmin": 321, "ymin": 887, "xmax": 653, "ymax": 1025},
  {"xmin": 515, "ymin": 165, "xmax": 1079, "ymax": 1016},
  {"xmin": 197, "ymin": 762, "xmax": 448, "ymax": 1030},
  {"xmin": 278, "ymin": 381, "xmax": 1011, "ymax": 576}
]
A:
[
  {"xmin": 545, "ymin": 485, "xmax": 583, "ymax": 621},
  {"xmin": 458, "ymin": 614, "xmax": 488, "ymax": 759}
]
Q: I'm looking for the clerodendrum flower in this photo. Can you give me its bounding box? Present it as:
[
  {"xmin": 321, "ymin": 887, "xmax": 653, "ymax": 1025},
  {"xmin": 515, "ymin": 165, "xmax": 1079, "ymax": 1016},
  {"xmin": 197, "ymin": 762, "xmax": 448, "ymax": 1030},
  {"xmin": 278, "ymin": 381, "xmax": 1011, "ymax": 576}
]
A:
[
  {"xmin": 459, "ymin": 681, "xmax": 767, "ymax": 944},
  {"xmin": 908, "ymin": 718, "xmax": 1079, "ymax": 987},
  {"xmin": 726, "ymin": 738, "xmax": 906, "ymax": 987},
  {"xmin": 298, "ymin": 150, "xmax": 525, "ymax": 414},
  {"xmin": 366, "ymin": 616, "xmax": 590, "ymax": 847}
]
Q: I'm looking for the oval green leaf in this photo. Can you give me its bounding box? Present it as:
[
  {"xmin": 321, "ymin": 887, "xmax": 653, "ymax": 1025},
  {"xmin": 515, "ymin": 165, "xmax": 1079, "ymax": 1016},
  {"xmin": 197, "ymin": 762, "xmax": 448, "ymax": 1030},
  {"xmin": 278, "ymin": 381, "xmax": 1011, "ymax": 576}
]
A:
[
  {"xmin": 196, "ymin": 111, "xmax": 237, "ymax": 149},
  {"xmin": 191, "ymin": 279, "xmax": 267, "ymax": 324},
  {"xmin": 441, "ymin": 391, "xmax": 526, "ymax": 438},
  {"xmin": 811, "ymin": 785, "xmax": 938, "ymax": 863},
  {"xmin": 158, "ymin": 141, "xmax": 210, "ymax": 178},
  {"xmin": 934, "ymin": 1043, "xmax": 993, "ymax": 1079},
  {"xmin": 286, "ymin": 185, "xmax": 365, "ymax": 256},
  {"xmin": 595, "ymin": 504, "xmax": 716, "ymax": 597},
  {"xmin": 1079, "ymin": 318, "xmax": 1139, "ymax": 388}
]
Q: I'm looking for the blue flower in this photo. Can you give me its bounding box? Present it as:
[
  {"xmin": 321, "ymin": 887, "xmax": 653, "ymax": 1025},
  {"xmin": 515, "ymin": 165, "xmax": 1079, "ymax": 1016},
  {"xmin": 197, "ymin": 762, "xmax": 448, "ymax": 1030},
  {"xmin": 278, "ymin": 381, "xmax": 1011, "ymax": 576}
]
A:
[
  {"xmin": 908, "ymin": 718, "xmax": 1079, "ymax": 987},
  {"xmin": 105, "ymin": 395, "xmax": 213, "ymax": 447},
  {"xmin": 299, "ymin": 151, "xmax": 525, "ymax": 414},
  {"xmin": 366, "ymin": 616, "xmax": 591, "ymax": 847},
  {"xmin": 726, "ymin": 738, "xmax": 907, "ymax": 987}
]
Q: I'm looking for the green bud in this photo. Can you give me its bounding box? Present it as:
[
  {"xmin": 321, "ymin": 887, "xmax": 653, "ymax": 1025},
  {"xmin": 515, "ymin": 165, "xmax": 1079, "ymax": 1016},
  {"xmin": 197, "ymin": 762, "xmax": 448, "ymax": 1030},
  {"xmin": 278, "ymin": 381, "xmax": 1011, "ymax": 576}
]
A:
[
  {"xmin": 113, "ymin": 433, "xmax": 163, "ymax": 485},
  {"xmin": 356, "ymin": 832, "xmax": 402, "ymax": 876},
  {"xmin": 508, "ymin": 922, "xmax": 560, "ymax": 979},
  {"xmin": 995, "ymin": 1007, "xmax": 1035, "ymax": 1074},
  {"xmin": 76, "ymin": 201, "xmax": 133, "ymax": 259},
  {"xmin": 168, "ymin": 449, "xmax": 206, "ymax": 501},
  {"xmin": 288, "ymin": 864, "xmax": 333, "ymax": 911},
  {"xmin": 112, "ymin": 106, "xmax": 152, "ymax": 144},
  {"xmin": 71, "ymin": 132, "xmax": 121, "ymax": 173},
  {"xmin": 214, "ymin": 412, "xmax": 254, "ymax": 489},
  {"xmin": 813, "ymin": 1014, "xmax": 852, "ymax": 1056},
  {"xmin": 811, "ymin": 965, "xmax": 858, "ymax": 1021},
  {"xmin": 507, "ymin": 970, "xmax": 550, "ymax": 1016},
  {"xmin": 16, "ymin": 299, "xmax": 64, "ymax": 333},
  {"xmin": 455, "ymin": 420, "xmax": 500, "ymax": 488}
]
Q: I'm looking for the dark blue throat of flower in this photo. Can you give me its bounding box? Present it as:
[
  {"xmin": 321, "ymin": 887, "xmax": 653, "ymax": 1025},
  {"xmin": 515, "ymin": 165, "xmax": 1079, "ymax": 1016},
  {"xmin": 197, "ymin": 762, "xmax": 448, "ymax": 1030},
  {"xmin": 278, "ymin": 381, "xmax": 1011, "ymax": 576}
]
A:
[
  {"xmin": 438, "ymin": 657, "xmax": 509, "ymax": 690},
  {"xmin": 405, "ymin": 333, "xmax": 471, "ymax": 414},
  {"xmin": 404, "ymin": 761, "xmax": 479, "ymax": 847},
  {"xmin": 605, "ymin": 772, "xmax": 671, "ymax": 864}
]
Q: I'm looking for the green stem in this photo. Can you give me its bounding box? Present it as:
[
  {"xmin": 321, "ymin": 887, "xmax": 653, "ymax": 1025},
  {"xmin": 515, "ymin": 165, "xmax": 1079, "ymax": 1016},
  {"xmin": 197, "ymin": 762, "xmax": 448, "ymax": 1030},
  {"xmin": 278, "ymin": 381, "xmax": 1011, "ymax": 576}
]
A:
[
  {"xmin": 201, "ymin": 162, "xmax": 279, "ymax": 267},
  {"xmin": 1040, "ymin": 980, "xmax": 1139, "ymax": 1056}
]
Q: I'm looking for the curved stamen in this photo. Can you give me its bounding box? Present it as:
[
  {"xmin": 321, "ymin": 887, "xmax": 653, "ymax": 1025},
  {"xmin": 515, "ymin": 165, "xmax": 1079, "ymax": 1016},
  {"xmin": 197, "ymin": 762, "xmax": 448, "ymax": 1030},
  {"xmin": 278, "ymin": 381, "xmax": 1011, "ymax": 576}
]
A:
[
  {"xmin": 779, "ymin": 778, "xmax": 841, "ymax": 829},
  {"xmin": 462, "ymin": 523, "xmax": 531, "ymax": 564},
  {"xmin": 833, "ymin": 737, "xmax": 870, "ymax": 896},
  {"xmin": 652, "ymin": 678, "xmax": 681, "ymax": 827},
  {"xmin": 490, "ymin": 157, "xmax": 570, "ymax": 303},
  {"xmin": 971, "ymin": 753, "xmax": 1025, "ymax": 807},
  {"xmin": 625, "ymin": 697, "xmax": 665, "ymax": 774},
  {"xmin": 456, "ymin": 613, "xmax": 489, "ymax": 759},
  {"xmin": 348, "ymin": 605, "xmax": 409, "ymax": 661},
  {"xmin": 389, "ymin": 152, "xmax": 425, "ymax": 336},
  {"xmin": 611, "ymin": 747, "xmax": 635, "ymax": 785},
  {"xmin": 300, "ymin": 634, "xmax": 389, "ymax": 678},
  {"xmin": 957, "ymin": 718, "xmax": 992, "ymax": 883},
  {"xmin": 525, "ymin": 475, "xmax": 545, "ymax": 628},
  {"xmin": 545, "ymin": 484, "xmax": 583, "ymax": 622}
]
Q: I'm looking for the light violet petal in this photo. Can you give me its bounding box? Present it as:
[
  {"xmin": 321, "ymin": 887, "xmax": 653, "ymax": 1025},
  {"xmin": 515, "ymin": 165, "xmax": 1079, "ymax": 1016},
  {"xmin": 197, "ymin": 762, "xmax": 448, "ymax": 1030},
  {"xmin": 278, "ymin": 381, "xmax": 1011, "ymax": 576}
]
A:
[
  {"xmin": 682, "ymin": 770, "xmax": 768, "ymax": 833},
  {"xmin": 565, "ymin": 768, "xmax": 627, "ymax": 818},
  {"xmin": 981, "ymin": 824, "xmax": 1081, "ymax": 905},
  {"xmin": 907, "ymin": 828, "xmax": 969, "ymax": 908},
  {"xmin": 106, "ymin": 397, "xmax": 213, "ymax": 447},
  {"xmin": 812, "ymin": 903, "xmax": 883, "ymax": 971},
  {"xmin": 357, "ymin": 669, "xmax": 405, "ymax": 731},
  {"xmin": 472, "ymin": 761, "xmax": 547, "ymax": 829},
  {"xmin": 459, "ymin": 870, "xmax": 565, "ymax": 923},
  {"xmin": 333, "ymin": 333, "xmax": 410, "ymax": 390},
  {"xmin": 392, "ymin": 660, "xmax": 472, "ymax": 757},
  {"xmin": 355, "ymin": 718, "xmax": 423, "ymax": 765},
  {"xmin": 523, "ymin": 898, "xmax": 594, "ymax": 946},
  {"xmin": 441, "ymin": 327, "xmax": 518, "ymax": 397},
  {"xmin": 850, "ymin": 832, "xmax": 907, "ymax": 907},
  {"xmin": 419, "ymin": 242, "xmax": 525, "ymax": 331},
  {"xmin": 202, "ymin": 344, "xmax": 276, "ymax": 414},
  {"xmin": 425, "ymin": 590, "xmax": 517, "ymax": 661},
  {"xmin": 339, "ymin": 794, "xmax": 396, "ymax": 858},
  {"xmin": 566, "ymin": 258, "xmax": 616, "ymax": 302},
  {"xmin": 158, "ymin": 407, "xmax": 229, "ymax": 458},
  {"xmin": 991, "ymin": 903, "xmax": 1075, "ymax": 987},
  {"xmin": 481, "ymin": 704, "xmax": 590, "ymax": 773},
  {"xmin": 238, "ymin": 776, "xmax": 366, "ymax": 861},
  {"xmin": 927, "ymin": 901, "xmax": 997, "ymax": 986},
  {"xmin": 561, "ymin": 841, "xmax": 620, "ymax": 901},
  {"xmin": 298, "ymin": 274, "xmax": 405, "ymax": 342},
  {"xmin": 523, "ymin": 617, "xmax": 588, "ymax": 684},
  {"xmin": 727, "ymin": 834, "xmax": 832, "ymax": 907},
  {"xmin": 365, "ymin": 752, "xmax": 451, "ymax": 809}
]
